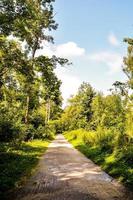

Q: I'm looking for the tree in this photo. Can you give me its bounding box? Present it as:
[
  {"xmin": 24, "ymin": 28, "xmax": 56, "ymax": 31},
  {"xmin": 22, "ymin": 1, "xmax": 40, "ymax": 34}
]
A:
[
  {"xmin": 0, "ymin": 0, "xmax": 68, "ymax": 124},
  {"xmin": 91, "ymin": 93, "xmax": 105, "ymax": 129},
  {"xmin": 123, "ymin": 38, "xmax": 133, "ymax": 89},
  {"xmin": 0, "ymin": 0, "xmax": 68, "ymax": 141},
  {"xmin": 77, "ymin": 82, "xmax": 95, "ymax": 122},
  {"xmin": 0, "ymin": 36, "xmax": 26, "ymax": 98},
  {"xmin": 60, "ymin": 82, "xmax": 95, "ymax": 131}
]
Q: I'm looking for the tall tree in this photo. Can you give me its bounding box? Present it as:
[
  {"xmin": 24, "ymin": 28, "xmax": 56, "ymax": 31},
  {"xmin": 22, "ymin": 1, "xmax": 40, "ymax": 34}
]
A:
[
  {"xmin": 123, "ymin": 38, "xmax": 133, "ymax": 90},
  {"xmin": 0, "ymin": 0, "xmax": 68, "ymax": 124},
  {"xmin": 77, "ymin": 82, "xmax": 95, "ymax": 122}
]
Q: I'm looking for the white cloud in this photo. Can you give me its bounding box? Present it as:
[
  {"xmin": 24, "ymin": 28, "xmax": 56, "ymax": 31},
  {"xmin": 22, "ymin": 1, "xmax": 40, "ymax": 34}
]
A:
[
  {"xmin": 36, "ymin": 42, "xmax": 54, "ymax": 57},
  {"xmin": 108, "ymin": 33, "xmax": 119, "ymax": 46},
  {"xmin": 55, "ymin": 67, "xmax": 81, "ymax": 107},
  {"xmin": 55, "ymin": 42, "xmax": 85, "ymax": 58},
  {"xmin": 88, "ymin": 51, "xmax": 123, "ymax": 73},
  {"xmin": 36, "ymin": 41, "xmax": 85, "ymax": 58}
]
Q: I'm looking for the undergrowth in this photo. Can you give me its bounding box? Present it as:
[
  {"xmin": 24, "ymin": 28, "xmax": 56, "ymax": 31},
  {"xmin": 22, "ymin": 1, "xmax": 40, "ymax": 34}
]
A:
[
  {"xmin": 64, "ymin": 129, "xmax": 133, "ymax": 188},
  {"xmin": 0, "ymin": 139, "xmax": 50, "ymax": 199}
]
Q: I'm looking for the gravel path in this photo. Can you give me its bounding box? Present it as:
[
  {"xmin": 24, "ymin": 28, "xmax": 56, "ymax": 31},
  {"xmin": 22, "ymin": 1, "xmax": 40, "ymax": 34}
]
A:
[{"xmin": 15, "ymin": 134, "xmax": 132, "ymax": 200}]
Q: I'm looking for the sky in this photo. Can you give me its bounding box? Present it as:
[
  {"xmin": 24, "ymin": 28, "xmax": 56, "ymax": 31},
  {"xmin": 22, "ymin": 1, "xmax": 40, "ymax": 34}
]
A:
[{"xmin": 38, "ymin": 0, "xmax": 133, "ymax": 105}]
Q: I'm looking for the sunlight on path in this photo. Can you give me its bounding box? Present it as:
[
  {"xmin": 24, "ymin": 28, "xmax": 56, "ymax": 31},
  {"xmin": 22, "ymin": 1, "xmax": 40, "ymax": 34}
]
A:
[{"xmin": 15, "ymin": 135, "xmax": 132, "ymax": 200}]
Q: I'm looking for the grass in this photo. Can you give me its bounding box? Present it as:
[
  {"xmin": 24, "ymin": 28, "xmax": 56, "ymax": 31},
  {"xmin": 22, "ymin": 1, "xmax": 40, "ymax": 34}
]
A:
[
  {"xmin": 64, "ymin": 129, "xmax": 133, "ymax": 188},
  {"xmin": 0, "ymin": 139, "xmax": 50, "ymax": 199}
]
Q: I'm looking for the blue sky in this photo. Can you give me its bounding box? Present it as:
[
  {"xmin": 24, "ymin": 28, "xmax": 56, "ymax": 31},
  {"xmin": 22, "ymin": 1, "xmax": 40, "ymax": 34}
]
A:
[{"xmin": 40, "ymin": 0, "xmax": 133, "ymax": 104}]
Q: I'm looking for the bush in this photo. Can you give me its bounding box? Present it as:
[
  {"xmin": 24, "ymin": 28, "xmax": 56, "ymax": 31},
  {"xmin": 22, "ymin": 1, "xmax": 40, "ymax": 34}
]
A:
[
  {"xmin": 33, "ymin": 122, "xmax": 55, "ymax": 140},
  {"xmin": 0, "ymin": 115, "xmax": 25, "ymax": 143},
  {"xmin": 64, "ymin": 129, "xmax": 85, "ymax": 141},
  {"xmin": 30, "ymin": 112, "xmax": 45, "ymax": 129},
  {"xmin": 82, "ymin": 127, "xmax": 115, "ymax": 151},
  {"xmin": 0, "ymin": 104, "xmax": 26, "ymax": 143},
  {"xmin": 64, "ymin": 129, "xmax": 133, "ymax": 186},
  {"xmin": 24, "ymin": 124, "xmax": 35, "ymax": 141},
  {"xmin": 95, "ymin": 127, "xmax": 115, "ymax": 150},
  {"xmin": 50, "ymin": 120, "xmax": 64, "ymax": 134},
  {"xmin": 43, "ymin": 122, "xmax": 55, "ymax": 139},
  {"xmin": 0, "ymin": 118, "xmax": 15, "ymax": 142},
  {"xmin": 83, "ymin": 130, "xmax": 97, "ymax": 146}
]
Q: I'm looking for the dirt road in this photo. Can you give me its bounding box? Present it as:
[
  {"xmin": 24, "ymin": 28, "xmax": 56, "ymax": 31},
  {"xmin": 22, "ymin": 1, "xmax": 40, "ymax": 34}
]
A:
[{"xmin": 15, "ymin": 134, "xmax": 132, "ymax": 200}]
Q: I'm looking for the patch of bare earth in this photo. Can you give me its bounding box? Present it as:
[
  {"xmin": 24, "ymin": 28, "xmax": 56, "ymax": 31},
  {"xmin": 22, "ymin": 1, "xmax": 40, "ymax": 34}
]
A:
[{"xmin": 14, "ymin": 135, "xmax": 132, "ymax": 200}]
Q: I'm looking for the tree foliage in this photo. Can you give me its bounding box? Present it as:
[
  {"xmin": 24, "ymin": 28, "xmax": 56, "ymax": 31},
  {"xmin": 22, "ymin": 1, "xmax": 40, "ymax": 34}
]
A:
[{"xmin": 0, "ymin": 0, "xmax": 68, "ymax": 142}]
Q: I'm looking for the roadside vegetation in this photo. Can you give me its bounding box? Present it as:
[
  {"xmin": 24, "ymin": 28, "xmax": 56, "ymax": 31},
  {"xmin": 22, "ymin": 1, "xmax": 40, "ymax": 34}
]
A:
[
  {"xmin": 61, "ymin": 38, "xmax": 133, "ymax": 187},
  {"xmin": 0, "ymin": 0, "xmax": 67, "ymax": 198},
  {"xmin": 64, "ymin": 129, "xmax": 132, "ymax": 186},
  {"xmin": 0, "ymin": 140, "xmax": 50, "ymax": 199}
]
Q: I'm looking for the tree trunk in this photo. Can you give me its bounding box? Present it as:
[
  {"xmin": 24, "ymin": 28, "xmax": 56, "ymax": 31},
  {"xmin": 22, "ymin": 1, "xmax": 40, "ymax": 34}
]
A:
[
  {"xmin": 45, "ymin": 98, "xmax": 51, "ymax": 124},
  {"xmin": 0, "ymin": 81, "xmax": 3, "ymax": 101},
  {"xmin": 24, "ymin": 37, "xmax": 39, "ymax": 124},
  {"xmin": 25, "ymin": 95, "xmax": 30, "ymax": 124},
  {"xmin": 47, "ymin": 98, "xmax": 51, "ymax": 123}
]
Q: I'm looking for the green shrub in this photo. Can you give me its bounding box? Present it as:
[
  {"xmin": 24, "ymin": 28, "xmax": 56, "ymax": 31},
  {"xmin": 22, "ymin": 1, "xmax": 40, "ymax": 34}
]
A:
[
  {"xmin": 51, "ymin": 120, "xmax": 64, "ymax": 134},
  {"xmin": 64, "ymin": 129, "xmax": 133, "ymax": 186},
  {"xmin": 0, "ymin": 116, "xmax": 25, "ymax": 143},
  {"xmin": 34, "ymin": 122, "xmax": 55, "ymax": 140},
  {"xmin": 83, "ymin": 131, "xmax": 97, "ymax": 146},
  {"xmin": 24, "ymin": 124, "xmax": 35, "ymax": 141},
  {"xmin": 44, "ymin": 122, "xmax": 55, "ymax": 139},
  {"xmin": 95, "ymin": 127, "xmax": 115, "ymax": 150},
  {"xmin": 82, "ymin": 127, "xmax": 115, "ymax": 151},
  {"xmin": 0, "ymin": 118, "xmax": 15, "ymax": 142},
  {"xmin": 0, "ymin": 105, "xmax": 26, "ymax": 143},
  {"xmin": 30, "ymin": 112, "xmax": 45, "ymax": 129}
]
